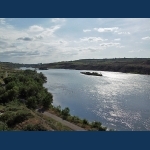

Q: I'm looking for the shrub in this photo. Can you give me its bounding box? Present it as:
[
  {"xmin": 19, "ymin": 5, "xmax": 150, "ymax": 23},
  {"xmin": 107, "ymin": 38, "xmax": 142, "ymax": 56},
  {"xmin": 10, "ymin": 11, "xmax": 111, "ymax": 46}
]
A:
[
  {"xmin": 23, "ymin": 124, "xmax": 47, "ymax": 131},
  {"xmin": 56, "ymin": 105, "xmax": 61, "ymax": 113},
  {"xmin": 61, "ymin": 107, "xmax": 70, "ymax": 119},
  {"xmin": 91, "ymin": 121, "xmax": 106, "ymax": 131},
  {"xmin": 0, "ymin": 110, "xmax": 32, "ymax": 127},
  {"xmin": 26, "ymin": 96, "xmax": 37, "ymax": 109},
  {"xmin": 0, "ymin": 121, "xmax": 8, "ymax": 131},
  {"xmin": 42, "ymin": 93, "xmax": 53, "ymax": 109},
  {"xmin": 83, "ymin": 119, "xmax": 89, "ymax": 125}
]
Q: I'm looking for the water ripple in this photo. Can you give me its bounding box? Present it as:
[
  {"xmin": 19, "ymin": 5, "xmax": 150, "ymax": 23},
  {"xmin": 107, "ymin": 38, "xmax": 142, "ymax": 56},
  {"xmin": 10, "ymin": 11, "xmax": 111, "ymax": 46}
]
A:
[{"xmin": 40, "ymin": 69, "xmax": 150, "ymax": 131}]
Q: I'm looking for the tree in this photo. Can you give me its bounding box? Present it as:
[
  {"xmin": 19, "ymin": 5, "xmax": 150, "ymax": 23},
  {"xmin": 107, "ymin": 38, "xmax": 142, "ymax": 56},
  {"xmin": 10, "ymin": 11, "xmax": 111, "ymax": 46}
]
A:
[
  {"xmin": 6, "ymin": 81, "xmax": 15, "ymax": 90},
  {"xmin": 61, "ymin": 107, "xmax": 70, "ymax": 119},
  {"xmin": 3, "ymin": 77, "xmax": 13, "ymax": 84},
  {"xmin": 83, "ymin": 119, "xmax": 89, "ymax": 125},
  {"xmin": 42, "ymin": 93, "xmax": 53, "ymax": 109},
  {"xmin": 7, "ymin": 88, "xmax": 18, "ymax": 101},
  {"xmin": 0, "ymin": 87, "xmax": 5, "ymax": 95},
  {"xmin": 0, "ymin": 121, "xmax": 8, "ymax": 131},
  {"xmin": 39, "ymin": 72, "xmax": 47, "ymax": 83},
  {"xmin": 56, "ymin": 105, "xmax": 61, "ymax": 113},
  {"xmin": 91, "ymin": 121, "xmax": 106, "ymax": 131},
  {"xmin": 26, "ymin": 96, "xmax": 37, "ymax": 109}
]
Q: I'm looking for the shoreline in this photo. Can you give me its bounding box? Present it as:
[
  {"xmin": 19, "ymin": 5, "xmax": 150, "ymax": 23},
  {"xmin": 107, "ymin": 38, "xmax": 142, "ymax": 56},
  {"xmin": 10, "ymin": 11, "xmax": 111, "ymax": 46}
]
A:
[{"xmin": 18, "ymin": 68, "xmax": 108, "ymax": 131}]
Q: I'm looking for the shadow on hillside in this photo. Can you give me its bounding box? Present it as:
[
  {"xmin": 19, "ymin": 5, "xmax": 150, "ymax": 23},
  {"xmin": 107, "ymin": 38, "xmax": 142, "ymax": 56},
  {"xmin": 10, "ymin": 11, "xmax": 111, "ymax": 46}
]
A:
[{"xmin": 37, "ymin": 108, "xmax": 46, "ymax": 113}]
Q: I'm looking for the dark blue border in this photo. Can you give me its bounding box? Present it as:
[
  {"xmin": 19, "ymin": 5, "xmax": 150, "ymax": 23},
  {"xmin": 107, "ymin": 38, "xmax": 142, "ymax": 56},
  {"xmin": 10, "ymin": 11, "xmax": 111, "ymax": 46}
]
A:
[
  {"xmin": 0, "ymin": 0, "xmax": 150, "ymax": 17},
  {"xmin": 0, "ymin": 131, "xmax": 150, "ymax": 150}
]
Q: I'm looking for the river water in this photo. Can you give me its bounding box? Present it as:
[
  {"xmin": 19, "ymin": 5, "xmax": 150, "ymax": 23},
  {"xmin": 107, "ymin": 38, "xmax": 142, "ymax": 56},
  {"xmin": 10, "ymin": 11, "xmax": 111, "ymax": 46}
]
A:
[{"xmin": 27, "ymin": 68, "xmax": 150, "ymax": 131}]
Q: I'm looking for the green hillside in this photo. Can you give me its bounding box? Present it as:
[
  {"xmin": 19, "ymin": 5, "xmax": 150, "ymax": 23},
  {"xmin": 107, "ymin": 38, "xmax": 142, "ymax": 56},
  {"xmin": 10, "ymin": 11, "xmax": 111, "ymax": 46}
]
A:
[{"xmin": 44, "ymin": 58, "xmax": 150, "ymax": 75}]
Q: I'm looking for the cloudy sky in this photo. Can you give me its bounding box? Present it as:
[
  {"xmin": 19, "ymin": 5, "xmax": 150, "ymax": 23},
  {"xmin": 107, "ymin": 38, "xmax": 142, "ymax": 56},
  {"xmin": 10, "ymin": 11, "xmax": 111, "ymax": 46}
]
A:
[{"xmin": 0, "ymin": 18, "xmax": 150, "ymax": 63}]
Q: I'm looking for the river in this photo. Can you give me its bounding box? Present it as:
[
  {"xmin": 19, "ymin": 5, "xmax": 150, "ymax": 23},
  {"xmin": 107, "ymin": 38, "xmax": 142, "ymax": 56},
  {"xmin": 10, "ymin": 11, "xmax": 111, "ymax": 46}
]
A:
[{"xmin": 21, "ymin": 68, "xmax": 150, "ymax": 131}]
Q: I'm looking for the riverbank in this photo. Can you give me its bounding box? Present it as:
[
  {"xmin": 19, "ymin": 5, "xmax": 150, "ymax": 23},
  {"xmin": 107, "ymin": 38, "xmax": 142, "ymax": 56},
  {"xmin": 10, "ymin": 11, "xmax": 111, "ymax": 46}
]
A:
[
  {"xmin": 44, "ymin": 58, "xmax": 150, "ymax": 75},
  {"xmin": 38, "ymin": 68, "xmax": 150, "ymax": 131},
  {"xmin": 0, "ymin": 66, "xmax": 72, "ymax": 131},
  {"xmin": 0, "ymin": 65, "xmax": 107, "ymax": 131},
  {"xmin": 47, "ymin": 106, "xmax": 107, "ymax": 131},
  {"xmin": 38, "ymin": 109, "xmax": 86, "ymax": 131},
  {"xmin": 1, "ymin": 58, "xmax": 150, "ymax": 75}
]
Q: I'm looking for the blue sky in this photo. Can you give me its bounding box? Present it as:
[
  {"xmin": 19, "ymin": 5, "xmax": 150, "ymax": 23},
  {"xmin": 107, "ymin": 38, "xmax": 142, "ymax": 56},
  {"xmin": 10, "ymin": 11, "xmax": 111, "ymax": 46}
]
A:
[{"xmin": 0, "ymin": 18, "xmax": 150, "ymax": 63}]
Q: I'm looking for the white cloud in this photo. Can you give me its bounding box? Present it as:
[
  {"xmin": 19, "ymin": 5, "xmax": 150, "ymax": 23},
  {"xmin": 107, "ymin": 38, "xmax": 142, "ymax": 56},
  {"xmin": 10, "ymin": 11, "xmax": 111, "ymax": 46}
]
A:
[
  {"xmin": 94, "ymin": 27, "xmax": 118, "ymax": 32},
  {"xmin": 0, "ymin": 35, "xmax": 8, "ymax": 40},
  {"xmin": 58, "ymin": 40, "xmax": 68, "ymax": 46},
  {"xmin": 80, "ymin": 37, "xmax": 107, "ymax": 42},
  {"xmin": 38, "ymin": 25, "xmax": 60, "ymax": 37},
  {"xmin": 82, "ymin": 47, "xmax": 102, "ymax": 52},
  {"xmin": 100, "ymin": 42, "xmax": 120, "ymax": 47},
  {"xmin": 0, "ymin": 18, "xmax": 150, "ymax": 63},
  {"xmin": 51, "ymin": 18, "xmax": 66, "ymax": 23},
  {"xmin": 0, "ymin": 23, "xmax": 63, "ymax": 62},
  {"xmin": 70, "ymin": 46, "xmax": 103, "ymax": 53},
  {"xmin": 83, "ymin": 29, "xmax": 91, "ymax": 32},
  {"xmin": 0, "ymin": 18, "xmax": 5, "ymax": 25},
  {"xmin": 117, "ymin": 45, "xmax": 125, "ymax": 48},
  {"xmin": 0, "ymin": 25, "xmax": 28, "ymax": 41},
  {"xmin": 129, "ymin": 49, "xmax": 144, "ymax": 53},
  {"xmin": 34, "ymin": 35, "xmax": 43, "ymax": 40},
  {"xmin": 141, "ymin": 36, "xmax": 150, "ymax": 40},
  {"xmin": 118, "ymin": 32, "xmax": 130, "ymax": 35},
  {"xmin": 114, "ymin": 38, "xmax": 121, "ymax": 41},
  {"xmin": 29, "ymin": 25, "xmax": 44, "ymax": 32}
]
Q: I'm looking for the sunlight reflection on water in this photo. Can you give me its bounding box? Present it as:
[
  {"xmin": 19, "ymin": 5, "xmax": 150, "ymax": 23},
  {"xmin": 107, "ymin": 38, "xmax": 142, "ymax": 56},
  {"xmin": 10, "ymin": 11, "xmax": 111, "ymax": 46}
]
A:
[{"xmin": 38, "ymin": 69, "xmax": 150, "ymax": 131}]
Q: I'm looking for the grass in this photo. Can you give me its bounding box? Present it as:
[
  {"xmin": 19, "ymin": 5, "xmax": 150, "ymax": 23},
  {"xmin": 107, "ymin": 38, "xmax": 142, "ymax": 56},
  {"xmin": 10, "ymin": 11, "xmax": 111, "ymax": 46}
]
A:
[
  {"xmin": 35, "ymin": 112, "xmax": 72, "ymax": 131},
  {"xmin": 48, "ymin": 106, "xmax": 107, "ymax": 131},
  {"xmin": 0, "ymin": 63, "xmax": 22, "ymax": 85},
  {"xmin": 0, "ymin": 101, "xmax": 73, "ymax": 131}
]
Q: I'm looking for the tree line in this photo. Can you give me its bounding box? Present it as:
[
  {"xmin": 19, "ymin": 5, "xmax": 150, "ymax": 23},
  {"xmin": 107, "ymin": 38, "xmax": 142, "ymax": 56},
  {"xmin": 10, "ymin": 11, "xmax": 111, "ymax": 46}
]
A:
[{"xmin": 0, "ymin": 69, "xmax": 53, "ymax": 109}]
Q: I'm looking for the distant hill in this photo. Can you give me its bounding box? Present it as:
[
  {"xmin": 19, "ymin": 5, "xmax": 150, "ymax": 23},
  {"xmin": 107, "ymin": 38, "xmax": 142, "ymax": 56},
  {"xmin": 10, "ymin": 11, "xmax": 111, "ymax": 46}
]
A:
[
  {"xmin": 43, "ymin": 58, "xmax": 150, "ymax": 75},
  {"xmin": 1, "ymin": 58, "xmax": 150, "ymax": 75}
]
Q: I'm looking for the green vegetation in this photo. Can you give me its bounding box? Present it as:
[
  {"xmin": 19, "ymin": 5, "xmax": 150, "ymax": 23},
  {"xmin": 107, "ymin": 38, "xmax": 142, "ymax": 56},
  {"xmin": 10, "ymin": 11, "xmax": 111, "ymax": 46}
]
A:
[
  {"xmin": 49, "ymin": 105, "xmax": 107, "ymax": 131},
  {"xmin": 0, "ymin": 69, "xmax": 53, "ymax": 109},
  {"xmin": 0, "ymin": 101, "xmax": 72, "ymax": 131},
  {"xmin": 0, "ymin": 65, "xmax": 72, "ymax": 131},
  {"xmin": 1, "ymin": 58, "xmax": 150, "ymax": 75},
  {"xmin": 81, "ymin": 72, "xmax": 102, "ymax": 76},
  {"xmin": 0, "ymin": 62, "xmax": 107, "ymax": 131},
  {"xmin": 39, "ymin": 67, "xmax": 48, "ymax": 70},
  {"xmin": 42, "ymin": 58, "xmax": 150, "ymax": 75},
  {"xmin": 61, "ymin": 107, "xmax": 70, "ymax": 119}
]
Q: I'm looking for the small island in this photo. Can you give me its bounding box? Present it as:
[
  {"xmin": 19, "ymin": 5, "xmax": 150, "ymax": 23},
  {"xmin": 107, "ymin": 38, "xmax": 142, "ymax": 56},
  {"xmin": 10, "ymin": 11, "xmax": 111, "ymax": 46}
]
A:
[
  {"xmin": 80, "ymin": 72, "xmax": 102, "ymax": 76},
  {"xmin": 39, "ymin": 67, "xmax": 48, "ymax": 70}
]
